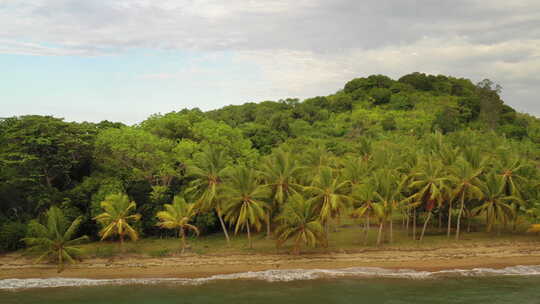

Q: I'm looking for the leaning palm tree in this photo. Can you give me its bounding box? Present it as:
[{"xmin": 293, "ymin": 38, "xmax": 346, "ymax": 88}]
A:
[
  {"xmin": 449, "ymin": 158, "xmax": 484, "ymax": 240},
  {"xmin": 275, "ymin": 193, "xmax": 326, "ymax": 254},
  {"xmin": 186, "ymin": 145, "xmax": 231, "ymax": 244},
  {"xmin": 156, "ymin": 196, "xmax": 200, "ymax": 254},
  {"xmin": 259, "ymin": 150, "xmax": 303, "ymax": 238},
  {"xmin": 305, "ymin": 166, "xmax": 351, "ymax": 234},
  {"xmin": 93, "ymin": 193, "xmax": 141, "ymax": 251},
  {"xmin": 408, "ymin": 157, "xmax": 450, "ymax": 241},
  {"xmin": 222, "ymin": 166, "xmax": 269, "ymax": 249},
  {"xmin": 473, "ymin": 173, "xmax": 520, "ymax": 234},
  {"xmin": 23, "ymin": 206, "xmax": 88, "ymax": 273}
]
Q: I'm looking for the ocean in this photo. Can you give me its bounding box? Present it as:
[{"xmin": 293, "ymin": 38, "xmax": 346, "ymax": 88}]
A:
[{"xmin": 1, "ymin": 266, "xmax": 539, "ymax": 303}]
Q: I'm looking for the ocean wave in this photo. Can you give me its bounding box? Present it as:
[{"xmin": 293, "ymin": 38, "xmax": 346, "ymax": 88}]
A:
[{"xmin": 2, "ymin": 265, "xmax": 540, "ymax": 290}]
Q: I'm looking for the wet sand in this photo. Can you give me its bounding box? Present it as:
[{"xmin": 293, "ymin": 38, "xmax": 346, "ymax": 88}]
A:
[{"xmin": 2, "ymin": 241, "xmax": 540, "ymax": 279}]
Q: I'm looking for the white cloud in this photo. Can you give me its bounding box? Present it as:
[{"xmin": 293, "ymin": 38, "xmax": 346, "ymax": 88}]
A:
[{"xmin": 1, "ymin": 0, "xmax": 539, "ymax": 115}]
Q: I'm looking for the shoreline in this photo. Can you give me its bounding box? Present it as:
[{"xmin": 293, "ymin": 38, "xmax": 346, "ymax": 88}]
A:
[{"xmin": 2, "ymin": 242, "xmax": 540, "ymax": 280}]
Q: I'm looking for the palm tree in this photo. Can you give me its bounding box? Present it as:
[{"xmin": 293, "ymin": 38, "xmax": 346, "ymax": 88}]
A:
[
  {"xmin": 305, "ymin": 166, "xmax": 350, "ymax": 234},
  {"xmin": 156, "ymin": 196, "xmax": 200, "ymax": 253},
  {"xmin": 260, "ymin": 150, "xmax": 303, "ymax": 238},
  {"xmin": 275, "ymin": 193, "xmax": 325, "ymax": 254},
  {"xmin": 186, "ymin": 145, "xmax": 231, "ymax": 244},
  {"xmin": 342, "ymin": 156, "xmax": 370, "ymax": 187},
  {"xmin": 408, "ymin": 157, "xmax": 450, "ymax": 241},
  {"xmin": 473, "ymin": 173, "xmax": 520, "ymax": 233},
  {"xmin": 350, "ymin": 181, "xmax": 377, "ymax": 244},
  {"xmin": 449, "ymin": 159, "xmax": 484, "ymax": 240},
  {"xmin": 93, "ymin": 193, "xmax": 141, "ymax": 251},
  {"xmin": 495, "ymin": 152, "xmax": 528, "ymax": 231},
  {"xmin": 496, "ymin": 152, "xmax": 527, "ymax": 197},
  {"xmin": 23, "ymin": 206, "xmax": 88, "ymax": 273},
  {"xmin": 371, "ymin": 169, "xmax": 405, "ymax": 245},
  {"xmin": 222, "ymin": 166, "xmax": 269, "ymax": 249}
]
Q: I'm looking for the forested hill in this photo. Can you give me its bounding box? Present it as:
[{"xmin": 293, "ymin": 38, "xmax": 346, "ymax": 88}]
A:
[{"xmin": 1, "ymin": 72, "xmax": 540, "ymax": 252}]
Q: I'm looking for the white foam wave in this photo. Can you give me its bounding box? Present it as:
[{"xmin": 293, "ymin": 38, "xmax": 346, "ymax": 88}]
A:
[{"xmin": 2, "ymin": 265, "xmax": 540, "ymax": 290}]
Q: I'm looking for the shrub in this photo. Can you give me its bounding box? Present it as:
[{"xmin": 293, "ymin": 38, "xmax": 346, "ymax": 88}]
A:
[{"xmin": 0, "ymin": 221, "xmax": 27, "ymax": 252}]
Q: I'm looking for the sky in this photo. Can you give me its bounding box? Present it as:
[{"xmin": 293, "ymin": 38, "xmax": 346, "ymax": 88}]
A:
[{"xmin": 1, "ymin": 0, "xmax": 539, "ymax": 124}]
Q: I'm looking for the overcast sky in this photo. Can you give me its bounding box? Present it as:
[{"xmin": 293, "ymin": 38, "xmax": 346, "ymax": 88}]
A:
[{"xmin": 1, "ymin": 0, "xmax": 539, "ymax": 124}]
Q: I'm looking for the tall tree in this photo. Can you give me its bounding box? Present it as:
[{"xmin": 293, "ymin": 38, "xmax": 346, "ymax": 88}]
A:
[
  {"xmin": 305, "ymin": 166, "xmax": 350, "ymax": 234},
  {"xmin": 371, "ymin": 169, "xmax": 405, "ymax": 245},
  {"xmin": 473, "ymin": 173, "xmax": 519, "ymax": 233},
  {"xmin": 408, "ymin": 157, "xmax": 450, "ymax": 241},
  {"xmin": 259, "ymin": 150, "xmax": 303, "ymax": 237},
  {"xmin": 222, "ymin": 166, "xmax": 268, "ymax": 249},
  {"xmin": 187, "ymin": 145, "xmax": 231, "ymax": 244},
  {"xmin": 450, "ymin": 159, "xmax": 484, "ymax": 240}
]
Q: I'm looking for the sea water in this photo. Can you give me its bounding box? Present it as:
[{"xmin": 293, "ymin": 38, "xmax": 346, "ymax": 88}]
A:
[{"xmin": 1, "ymin": 266, "xmax": 539, "ymax": 303}]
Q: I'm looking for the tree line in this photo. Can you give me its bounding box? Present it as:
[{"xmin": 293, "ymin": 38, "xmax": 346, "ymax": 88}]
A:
[{"xmin": 1, "ymin": 72, "xmax": 540, "ymax": 266}]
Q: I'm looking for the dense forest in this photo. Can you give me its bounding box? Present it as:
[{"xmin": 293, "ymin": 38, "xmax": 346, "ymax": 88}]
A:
[{"xmin": 2, "ymin": 72, "xmax": 540, "ymax": 256}]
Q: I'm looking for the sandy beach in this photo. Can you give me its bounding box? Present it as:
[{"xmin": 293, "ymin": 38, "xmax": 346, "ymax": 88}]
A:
[{"xmin": 1, "ymin": 241, "xmax": 540, "ymax": 279}]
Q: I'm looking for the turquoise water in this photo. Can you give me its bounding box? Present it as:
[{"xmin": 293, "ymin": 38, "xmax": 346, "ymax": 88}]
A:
[{"xmin": 1, "ymin": 276, "xmax": 539, "ymax": 304}]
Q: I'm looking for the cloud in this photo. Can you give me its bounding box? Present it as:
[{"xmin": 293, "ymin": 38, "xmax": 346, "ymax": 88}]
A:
[{"xmin": 1, "ymin": 0, "xmax": 539, "ymax": 114}]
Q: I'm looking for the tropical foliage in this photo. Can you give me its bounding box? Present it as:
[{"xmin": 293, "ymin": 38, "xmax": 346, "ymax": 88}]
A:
[
  {"xmin": 93, "ymin": 193, "xmax": 141, "ymax": 250},
  {"xmin": 156, "ymin": 196, "xmax": 199, "ymax": 253},
  {"xmin": 2, "ymin": 72, "xmax": 540, "ymax": 255},
  {"xmin": 23, "ymin": 207, "xmax": 88, "ymax": 272}
]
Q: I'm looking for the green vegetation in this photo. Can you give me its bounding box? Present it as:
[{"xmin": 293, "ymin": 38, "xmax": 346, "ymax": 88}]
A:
[
  {"xmin": 23, "ymin": 206, "xmax": 88, "ymax": 272},
  {"xmin": 156, "ymin": 196, "xmax": 199, "ymax": 253},
  {"xmin": 2, "ymin": 72, "xmax": 540, "ymax": 271}
]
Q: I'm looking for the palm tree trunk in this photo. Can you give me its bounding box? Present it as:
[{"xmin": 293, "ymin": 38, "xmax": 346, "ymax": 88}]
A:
[
  {"xmin": 420, "ymin": 212, "xmax": 432, "ymax": 241},
  {"xmin": 266, "ymin": 213, "xmax": 271, "ymax": 239},
  {"xmin": 57, "ymin": 250, "xmax": 63, "ymax": 273},
  {"xmin": 364, "ymin": 215, "xmax": 370, "ymax": 245},
  {"xmin": 456, "ymin": 193, "xmax": 465, "ymax": 240},
  {"xmin": 247, "ymin": 223, "xmax": 252, "ymax": 249},
  {"xmin": 389, "ymin": 218, "xmax": 393, "ymax": 244},
  {"xmin": 120, "ymin": 233, "xmax": 125, "ymax": 253},
  {"xmin": 447, "ymin": 200, "xmax": 452, "ymax": 238},
  {"xmin": 180, "ymin": 227, "xmax": 186, "ymax": 254},
  {"xmin": 406, "ymin": 209, "xmax": 410, "ymax": 235},
  {"xmin": 216, "ymin": 208, "xmax": 231, "ymax": 245},
  {"xmin": 376, "ymin": 221, "xmax": 384, "ymax": 246},
  {"xmin": 412, "ymin": 208, "xmax": 417, "ymax": 240}
]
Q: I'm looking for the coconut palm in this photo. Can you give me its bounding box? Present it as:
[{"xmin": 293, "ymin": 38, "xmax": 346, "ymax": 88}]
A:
[
  {"xmin": 473, "ymin": 173, "xmax": 520, "ymax": 233},
  {"xmin": 342, "ymin": 156, "xmax": 370, "ymax": 186},
  {"xmin": 186, "ymin": 145, "xmax": 231, "ymax": 244},
  {"xmin": 305, "ymin": 166, "xmax": 351, "ymax": 234},
  {"xmin": 350, "ymin": 181, "xmax": 377, "ymax": 244},
  {"xmin": 222, "ymin": 166, "xmax": 269, "ymax": 249},
  {"xmin": 495, "ymin": 152, "xmax": 527, "ymax": 197},
  {"xmin": 408, "ymin": 157, "xmax": 450, "ymax": 241},
  {"xmin": 156, "ymin": 196, "xmax": 200, "ymax": 253},
  {"xmin": 449, "ymin": 159, "xmax": 484, "ymax": 240},
  {"xmin": 23, "ymin": 206, "xmax": 88, "ymax": 273},
  {"xmin": 93, "ymin": 193, "xmax": 141, "ymax": 251},
  {"xmin": 371, "ymin": 169, "xmax": 405, "ymax": 245},
  {"xmin": 275, "ymin": 193, "xmax": 325, "ymax": 254},
  {"xmin": 259, "ymin": 150, "xmax": 303, "ymax": 238}
]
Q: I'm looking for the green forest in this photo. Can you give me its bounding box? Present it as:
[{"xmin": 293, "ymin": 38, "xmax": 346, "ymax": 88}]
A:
[{"xmin": 2, "ymin": 72, "xmax": 540, "ymax": 266}]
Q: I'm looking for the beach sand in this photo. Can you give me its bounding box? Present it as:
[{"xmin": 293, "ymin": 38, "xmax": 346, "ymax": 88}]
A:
[{"xmin": 1, "ymin": 241, "xmax": 540, "ymax": 279}]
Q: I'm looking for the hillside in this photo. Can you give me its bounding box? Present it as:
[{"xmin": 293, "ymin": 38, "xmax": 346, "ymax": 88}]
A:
[{"xmin": 1, "ymin": 72, "xmax": 540, "ymax": 259}]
